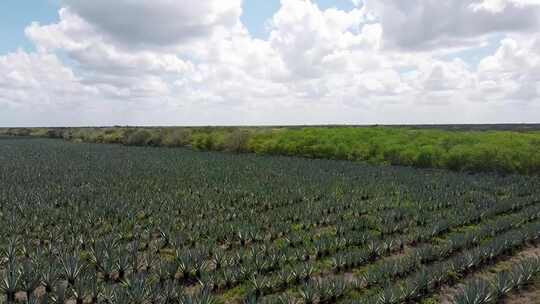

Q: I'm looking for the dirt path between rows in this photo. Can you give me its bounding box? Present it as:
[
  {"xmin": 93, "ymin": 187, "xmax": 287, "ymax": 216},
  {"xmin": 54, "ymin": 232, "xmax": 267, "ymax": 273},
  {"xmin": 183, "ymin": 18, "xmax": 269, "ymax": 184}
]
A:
[
  {"xmin": 437, "ymin": 244, "xmax": 540, "ymax": 304},
  {"xmin": 501, "ymin": 283, "xmax": 540, "ymax": 304}
]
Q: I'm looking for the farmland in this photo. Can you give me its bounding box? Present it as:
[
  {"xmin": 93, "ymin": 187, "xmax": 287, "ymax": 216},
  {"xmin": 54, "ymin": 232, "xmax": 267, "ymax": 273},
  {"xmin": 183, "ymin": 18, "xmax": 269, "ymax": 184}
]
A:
[{"xmin": 1, "ymin": 136, "xmax": 540, "ymax": 304}]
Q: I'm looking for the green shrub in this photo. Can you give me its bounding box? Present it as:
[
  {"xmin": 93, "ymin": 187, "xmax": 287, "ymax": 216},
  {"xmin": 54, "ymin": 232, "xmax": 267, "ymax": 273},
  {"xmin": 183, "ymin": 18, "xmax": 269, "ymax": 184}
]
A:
[
  {"xmin": 224, "ymin": 130, "xmax": 251, "ymax": 153},
  {"xmin": 102, "ymin": 131, "xmax": 123, "ymax": 144},
  {"xmin": 9, "ymin": 126, "xmax": 540, "ymax": 175},
  {"xmin": 7, "ymin": 128, "xmax": 32, "ymax": 136},
  {"xmin": 146, "ymin": 130, "xmax": 164, "ymax": 146},
  {"xmin": 162, "ymin": 129, "xmax": 192, "ymax": 147},
  {"xmin": 443, "ymin": 145, "xmax": 474, "ymax": 171},
  {"xmin": 192, "ymin": 133, "xmax": 214, "ymax": 150},
  {"xmin": 46, "ymin": 129, "xmax": 67, "ymax": 139},
  {"xmin": 398, "ymin": 148, "xmax": 417, "ymax": 167},
  {"xmin": 125, "ymin": 129, "xmax": 152, "ymax": 146},
  {"xmin": 415, "ymin": 146, "xmax": 443, "ymax": 168},
  {"xmin": 30, "ymin": 128, "xmax": 49, "ymax": 137}
]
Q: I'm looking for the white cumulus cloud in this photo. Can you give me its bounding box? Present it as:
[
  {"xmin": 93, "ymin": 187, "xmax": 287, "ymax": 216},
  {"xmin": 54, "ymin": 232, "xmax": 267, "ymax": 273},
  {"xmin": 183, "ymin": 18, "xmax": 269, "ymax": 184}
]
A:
[{"xmin": 0, "ymin": 0, "xmax": 539, "ymax": 126}]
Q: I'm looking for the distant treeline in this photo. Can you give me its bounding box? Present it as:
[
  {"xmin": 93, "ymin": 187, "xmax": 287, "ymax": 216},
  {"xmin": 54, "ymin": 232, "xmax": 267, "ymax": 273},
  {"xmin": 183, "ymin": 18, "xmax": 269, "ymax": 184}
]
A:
[{"xmin": 2, "ymin": 126, "xmax": 540, "ymax": 175}]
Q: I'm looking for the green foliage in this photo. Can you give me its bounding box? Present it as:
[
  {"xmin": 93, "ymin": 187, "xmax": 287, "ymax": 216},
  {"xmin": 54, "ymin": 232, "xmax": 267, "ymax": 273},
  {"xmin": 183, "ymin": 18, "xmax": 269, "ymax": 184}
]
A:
[
  {"xmin": 4, "ymin": 126, "xmax": 540, "ymax": 174},
  {"xmin": 421, "ymin": 297, "xmax": 440, "ymax": 304},
  {"xmin": 247, "ymin": 127, "xmax": 540, "ymax": 175},
  {"xmin": 3, "ymin": 128, "xmax": 32, "ymax": 136},
  {"xmin": 162, "ymin": 129, "xmax": 192, "ymax": 147},
  {"xmin": 191, "ymin": 133, "xmax": 215, "ymax": 150},
  {"xmin": 124, "ymin": 129, "xmax": 153, "ymax": 146},
  {"xmin": 224, "ymin": 129, "xmax": 251, "ymax": 153},
  {"xmin": 102, "ymin": 129, "xmax": 124, "ymax": 144},
  {"xmin": 453, "ymin": 257, "xmax": 540, "ymax": 304}
]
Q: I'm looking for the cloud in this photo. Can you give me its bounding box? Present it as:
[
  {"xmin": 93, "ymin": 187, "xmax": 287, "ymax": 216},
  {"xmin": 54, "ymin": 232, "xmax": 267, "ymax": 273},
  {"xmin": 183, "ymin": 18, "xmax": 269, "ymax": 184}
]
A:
[
  {"xmin": 366, "ymin": 0, "xmax": 540, "ymax": 51},
  {"xmin": 61, "ymin": 0, "xmax": 242, "ymax": 48},
  {"xmin": 477, "ymin": 34, "xmax": 540, "ymax": 102},
  {"xmin": 0, "ymin": 51, "xmax": 89, "ymax": 106},
  {"xmin": 268, "ymin": 0, "xmax": 375, "ymax": 79},
  {"xmin": 1, "ymin": 0, "xmax": 540, "ymax": 126}
]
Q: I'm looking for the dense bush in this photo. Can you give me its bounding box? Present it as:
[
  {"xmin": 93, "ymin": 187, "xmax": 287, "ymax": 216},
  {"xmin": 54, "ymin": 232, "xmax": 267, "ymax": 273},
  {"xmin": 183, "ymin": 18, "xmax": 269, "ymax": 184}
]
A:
[
  {"xmin": 4, "ymin": 126, "xmax": 540, "ymax": 175},
  {"xmin": 45, "ymin": 128, "xmax": 68, "ymax": 139},
  {"xmin": 124, "ymin": 129, "xmax": 153, "ymax": 146},
  {"xmin": 101, "ymin": 129, "xmax": 123, "ymax": 144},
  {"xmin": 162, "ymin": 129, "xmax": 192, "ymax": 147},
  {"xmin": 191, "ymin": 133, "xmax": 215, "ymax": 150},
  {"xmin": 4, "ymin": 128, "xmax": 32, "ymax": 136},
  {"xmin": 224, "ymin": 129, "xmax": 251, "ymax": 153},
  {"xmin": 247, "ymin": 128, "xmax": 540, "ymax": 175}
]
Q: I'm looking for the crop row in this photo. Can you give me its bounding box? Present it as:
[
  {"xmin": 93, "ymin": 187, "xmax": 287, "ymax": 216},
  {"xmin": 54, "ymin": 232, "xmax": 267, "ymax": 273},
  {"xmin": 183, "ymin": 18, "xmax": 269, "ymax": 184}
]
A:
[
  {"xmin": 453, "ymin": 256, "xmax": 540, "ymax": 304},
  {"xmin": 257, "ymin": 203, "xmax": 540, "ymax": 303}
]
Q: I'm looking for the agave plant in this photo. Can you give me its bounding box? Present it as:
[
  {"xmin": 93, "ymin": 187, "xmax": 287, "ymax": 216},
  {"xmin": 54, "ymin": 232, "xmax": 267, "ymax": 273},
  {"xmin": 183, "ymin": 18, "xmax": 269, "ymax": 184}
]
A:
[
  {"xmin": 376, "ymin": 285, "xmax": 398, "ymax": 304},
  {"xmin": 491, "ymin": 271, "xmax": 513, "ymax": 298},
  {"xmin": 299, "ymin": 282, "xmax": 317, "ymax": 304},
  {"xmin": 19, "ymin": 258, "xmax": 42, "ymax": 300},
  {"xmin": 320, "ymin": 278, "xmax": 346, "ymax": 303},
  {"xmin": 128, "ymin": 239, "xmax": 141, "ymax": 274},
  {"xmin": 40, "ymin": 261, "xmax": 60, "ymax": 294},
  {"xmin": 453, "ymin": 279, "xmax": 494, "ymax": 304},
  {"xmin": 70, "ymin": 272, "xmax": 89, "ymax": 304},
  {"xmin": 87, "ymin": 278, "xmax": 101, "ymax": 304},
  {"xmin": 50, "ymin": 282, "xmax": 67, "ymax": 304},
  {"xmin": 160, "ymin": 279, "xmax": 182, "ymax": 303},
  {"xmin": 331, "ymin": 254, "xmax": 347, "ymax": 273},
  {"xmin": 398, "ymin": 281, "xmax": 419, "ymax": 302},
  {"xmin": 120, "ymin": 273, "xmax": 150, "ymax": 304},
  {"xmin": 114, "ymin": 251, "xmax": 132, "ymax": 282},
  {"xmin": 298, "ymin": 263, "xmax": 314, "ymax": 283},
  {"xmin": 366, "ymin": 241, "xmax": 382, "ymax": 261},
  {"xmin": 249, "ymin": 275, "xmax": 270, "ymax": 297},
  {"xmin": 1, "ymin": 266, "xmax": 20, "ymax": 303},
  {"xmin": 510, "ymin": 257, "xmax": 540, "ymax": 287},
  {"xmin": 243, "ymin": 293, "xmax": 259, "ymax": 304},
  {"xmin": 412, "ymin": 269, "xmax": 431, "ymax": 295},
  {"xmin": 58, "ymin": 252, "xmax": 85, "ymax": 286},
  {"xmin": 1, "ymin": 239, "xmax": 18, "ymax": 265},
  {"xmin": 97, "ymin": 284, "xmax": 116, "ymax": 304},
  {"xmin": 209, "ymin": 249, "xmax": 226, "ymax": 270}
]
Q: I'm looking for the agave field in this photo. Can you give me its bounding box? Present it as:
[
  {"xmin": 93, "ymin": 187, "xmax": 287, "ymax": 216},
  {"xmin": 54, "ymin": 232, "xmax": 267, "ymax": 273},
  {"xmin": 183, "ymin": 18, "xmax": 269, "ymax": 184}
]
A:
[{"xmin": 1, "ymin": 136, "xmax": 540, "ymax": 304}]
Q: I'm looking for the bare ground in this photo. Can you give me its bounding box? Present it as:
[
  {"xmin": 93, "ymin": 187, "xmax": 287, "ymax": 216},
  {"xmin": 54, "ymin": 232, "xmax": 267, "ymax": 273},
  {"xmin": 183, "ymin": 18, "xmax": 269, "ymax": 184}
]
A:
[{"xmin": 501, "ymin": 284, "xmax": 540, "ymax": 304}]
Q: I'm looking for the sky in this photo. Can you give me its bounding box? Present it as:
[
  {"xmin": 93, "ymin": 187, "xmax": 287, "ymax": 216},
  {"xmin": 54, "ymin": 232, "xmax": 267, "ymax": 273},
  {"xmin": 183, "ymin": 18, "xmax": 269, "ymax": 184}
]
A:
[{"xmin": 0, "ymin": 0, "xmax": 539, "ymax": 126}]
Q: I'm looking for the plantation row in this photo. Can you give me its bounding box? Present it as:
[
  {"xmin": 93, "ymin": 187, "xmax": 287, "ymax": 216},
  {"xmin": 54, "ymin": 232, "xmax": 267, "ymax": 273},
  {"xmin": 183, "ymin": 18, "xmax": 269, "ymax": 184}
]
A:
[
  {"xmin": 0, "ymin": 137, "xmax": 540, "ymax": 304},
  {"xmin": 259, "ymin": 206, "xmax": 540, "ymax": 303},
  {"xmin": 453, "ymin": 256, "xmax": 540, "ymax": 304}
]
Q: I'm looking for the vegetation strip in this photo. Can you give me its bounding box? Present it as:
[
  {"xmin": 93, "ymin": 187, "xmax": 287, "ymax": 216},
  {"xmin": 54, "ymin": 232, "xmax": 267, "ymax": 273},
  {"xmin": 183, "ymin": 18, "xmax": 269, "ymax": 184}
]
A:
[{"xmin": 2, "ymin": 125, "xmax": 540, "ymax": 175}]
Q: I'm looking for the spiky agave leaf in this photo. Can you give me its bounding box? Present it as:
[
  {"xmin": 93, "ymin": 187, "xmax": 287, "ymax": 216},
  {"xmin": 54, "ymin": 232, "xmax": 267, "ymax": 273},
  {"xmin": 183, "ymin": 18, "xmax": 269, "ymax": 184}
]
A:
[
  {"xmin": 453, "ymin": 279, "xmax": 494, "ymax": 304},
  {"xmin": 491, "ymin": 271, "xmax": 513, "ymax": 298},
  {"xmin": 58, "ymin": 252, "xmax": 85, "ymax": 286},
  {"xmin": 0, "ymin": 260, "xmax": 21, "ymax": 303},
  {"xmin": 376, "ymin": 285, "xmax": 399, "ymax": 304},
  {"xmin": 298, "ymin": 282, "xmax": 317, "ymax": 304}
]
